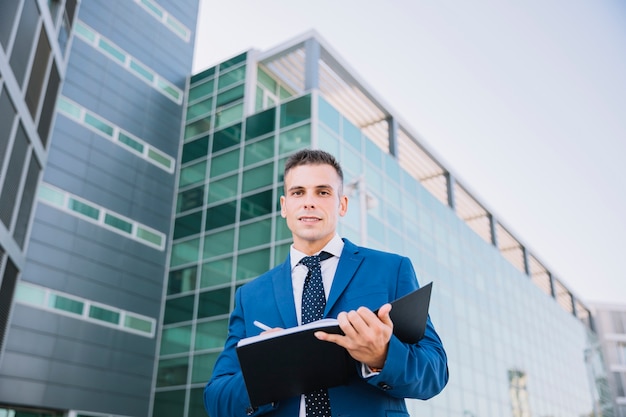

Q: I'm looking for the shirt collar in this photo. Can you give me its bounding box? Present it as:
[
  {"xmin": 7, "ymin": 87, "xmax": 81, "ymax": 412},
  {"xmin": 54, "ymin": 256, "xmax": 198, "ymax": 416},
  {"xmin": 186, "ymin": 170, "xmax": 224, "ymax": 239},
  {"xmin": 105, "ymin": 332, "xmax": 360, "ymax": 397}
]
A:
[{"xmin": 289, "ymin": 234, "xmax": 344, "ymax": 269}]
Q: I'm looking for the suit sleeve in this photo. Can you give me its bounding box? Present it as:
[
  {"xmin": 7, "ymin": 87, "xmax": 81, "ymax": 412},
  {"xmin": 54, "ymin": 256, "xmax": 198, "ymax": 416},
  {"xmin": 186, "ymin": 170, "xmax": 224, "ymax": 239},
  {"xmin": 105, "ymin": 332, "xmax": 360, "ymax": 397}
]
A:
[
  {"xmin": 204, "ymin": 288, "xmax": 278, "ymax": 417},
  {"xmin": 364, "ymin": 256, "xmax": 449, "ymax": 399}
]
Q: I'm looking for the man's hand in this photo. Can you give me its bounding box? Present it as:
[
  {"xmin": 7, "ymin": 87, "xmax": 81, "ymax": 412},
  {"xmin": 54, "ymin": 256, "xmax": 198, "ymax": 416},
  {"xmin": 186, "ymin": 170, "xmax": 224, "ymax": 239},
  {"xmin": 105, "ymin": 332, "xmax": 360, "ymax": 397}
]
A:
[{"xmin": 315, "ymin": 303, "xmax": 393, "ymax": 370}]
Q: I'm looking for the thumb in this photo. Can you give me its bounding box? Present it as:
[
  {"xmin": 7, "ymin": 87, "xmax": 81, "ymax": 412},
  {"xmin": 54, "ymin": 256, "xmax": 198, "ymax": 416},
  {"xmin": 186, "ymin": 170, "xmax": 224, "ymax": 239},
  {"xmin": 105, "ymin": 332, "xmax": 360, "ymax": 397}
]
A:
[{"xmin": 377, "ymin": 303, "xmax": 393, "ymax": 326}]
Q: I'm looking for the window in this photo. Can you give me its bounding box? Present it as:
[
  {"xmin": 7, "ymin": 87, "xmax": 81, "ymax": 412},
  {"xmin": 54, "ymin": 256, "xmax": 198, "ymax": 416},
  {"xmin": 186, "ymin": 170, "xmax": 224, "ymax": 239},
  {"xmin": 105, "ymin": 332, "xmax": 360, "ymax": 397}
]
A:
[
  {"xmin": 244, "ymin": 136, "xmax": 274, "ymax": 167},
  {"xmin": 280, "ymin": 95, "xmax": 310, "ymax": 128},
  {"xmin": 160, "ymin": 325, "xmax": 192, "ymax": 355},
  {"xmin": 37, "ymin": 65, "xmax": 60, "ymax": 146},
  {"xmin": 184, "ymin": 118, "xmax": 212, "ymax": 140},
  {"xmin": 176, "ymin": 185, "xmax": 204, "ymax": 214},
  {"xmin": 170, "ymin": 238, "xmax": 200, "ymax": 267},
  {"xmin": 84, "ymin": 113, "xmax": 114, "ymax": 136},
  {"xmin": 236, "ymin": 248, "xmax": 271, "ymax": 281},
  {"xmin": 278, "ymin": 124, "xmax": 310, "ymax": 154},
  {"xmin": 214, "ymin": 102, "xmax": 243, "ymax": 129},
  {"xmin": 0, "ymin": 0, "xmax": 20, "ymax": 49},
  {"xmin": 104, "ymin": 213, "xmax": 133, "ymax": 234},
  {"xmin": 74, "ymin": 20, "xmax": 183, "ymax": 103},
  {"xmin": 15, "ymin": 282, "xmax": 155, "ymax": 336},
  {"xmin": 124, "ymin": 314, "xmax": 154, "ymax": 334},
  {"xmin": 168, "ymin": 266, "xmax": 197, "ymax": 295},
  {"xmin": 118, "ymin": 132, "xmax": 144, "ymax": 153},
  {"xmin": 89, "ymin": 305, "xmax": 120, "ymax": 324},
  {"xmin": 69, "ymin": 198, "xmax": 100, "ymax": 220},
  {"xmin": 49, "ymin": 294, "xmax": 84, "ymax": 315},
  {"xmin": 216, "ymin": 84, "xmax": 244, "ymax": 108},
  {"xmin": 187, "ymin": 96, "xmax": 213, "ymax": 121},
  {"xmin": 197, "ymin": 288, "xmax": 231, "ymax": 318},
  {"xmin": 181, "ymin": 136, "xmax": 209, "ymax": 163},
  {"xmin": 213, "ymin": 123, "xmax": 242, "ymax": 153},
  {"xmin": 98, "ymin": 38, "xmax": 125, "ymax": 62},
  {"xmin": 207, "ymin": 175, "xmax": 238, "ymax": 203},
  {"xmin": 179, "ymin": 161, "xmax": 206, "ymax": 188},
  {"xmin": 195, "ymin": 319, "xmax": 229, "ymax": 350},
  {"xmin": 13, "ymin": 154, "xmax": 41, "ymax": 248},
  {"xmin": 203, "ymin": 228, "xmax": 235, "ymax": 259},
  {"xmin": 218, "ymin": 66, "xmax": 246, "ymax": 90},
  {"xmin": 205, "ymin": 201, "xmax": 237, "ymax": 231},
  {"xmin": 192, "ymin": 352, "xmax": 219, "ymax": 383},
  {"xmin": 57, "ymin": 96, "xmax": 174, "ymax": 171},
  {"xmin": 209, "ymin": 149, "xmax": 240, "ymax": 177},
  {"xmin": 157, "ymin": 357, "xmax": 188, "ymax": 387},
  {"xmin": 200, "ymin": 258, "xmax": 233, "ymax": 288},
  {"xmin": 189, "ymin": 78, "xmax": 215, "ymax": 102},
  {"xmin": 0, "ymin": 87, "xmax": 17, "ymax": 159},
  {"xmin": 238, "ymin": 219, "xmax": 272, "ymax": 250},
  {"xmin": 0, "ymin": 123, "xmax": 28, "ymax": 228},
  {"xmin": 130, "ymin": 58, "xmax": 154, "ymax": 82},
  {"xmin": 240, "ymin": 190, "xmax": 274, "ymax": 221},
  {"xmin": 242, "ymin": 163, "xmax": 274, "ymax": 193},
  {"xmin": 246, "ymin": 107, "xmax": 276, "ymax": 140},
  {"xmin": 38, "ymin": 183, "xmax": 165, "ymax": 249},
  {"xmin": 174, "ymin": 211, "xmax": 203, "ymax": 239},
  {"xmin": 10, "ymin": 0, "xmax": 39, "ymax": 87},
  {"xmin": 163, "ymin": 295, "xmax": 194, "ymax": 325},
  {"xmin": 25, "ymin": 28, "xmax": 51, "ymax": 118}
]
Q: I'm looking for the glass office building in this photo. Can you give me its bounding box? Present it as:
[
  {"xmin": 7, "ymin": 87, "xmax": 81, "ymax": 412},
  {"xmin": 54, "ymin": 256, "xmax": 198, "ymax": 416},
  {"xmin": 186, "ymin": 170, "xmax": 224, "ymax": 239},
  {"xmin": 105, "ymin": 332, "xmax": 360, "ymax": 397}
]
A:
[
  {"xmin": 157, "ymin": 32, "xmax": 607, "ymax": 417},
  {"xmin": 0, "ymin": 4, "xmax": 611, "ymax": 417},
  {"xmin": 0, "ymin": 1, "xmax": 198, "ymax": 416},
  {"xmin": 590, "ymin": 303, "xmax": 626, "ymax": 417}
]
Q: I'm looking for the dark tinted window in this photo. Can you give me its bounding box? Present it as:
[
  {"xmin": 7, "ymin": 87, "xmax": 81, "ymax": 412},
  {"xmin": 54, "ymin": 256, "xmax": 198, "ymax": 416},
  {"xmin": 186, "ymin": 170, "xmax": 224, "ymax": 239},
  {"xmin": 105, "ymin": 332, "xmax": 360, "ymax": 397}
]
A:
[
  {"xmin": 10, "ymin": 0, "xmax": 40, "ymax": 87},
  {"xmin": 37, "ymin": 64, "xmax": 60, "ymax": 146},
  {"xmin": 0, "ymin": 0, "xmax": 20, "ymax": 49},
  {"xmin": 0, "ymin": 87, "xmax": 17, "ymax": 163},
  {"xmin": 26, "ymin": 27, "xmax": 51, "ymax": 117},
  {"xmin": 0, "ymin": 123, "xmax": 29, "ymax": 228}
]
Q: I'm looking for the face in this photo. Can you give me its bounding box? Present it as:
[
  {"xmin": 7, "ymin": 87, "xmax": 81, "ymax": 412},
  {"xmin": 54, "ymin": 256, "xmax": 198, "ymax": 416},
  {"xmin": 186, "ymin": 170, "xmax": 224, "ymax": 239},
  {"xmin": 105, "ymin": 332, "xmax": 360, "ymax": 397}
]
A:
[{"xmin": 280, "ymin": 163, "xmax": 348, "ymax": 255}]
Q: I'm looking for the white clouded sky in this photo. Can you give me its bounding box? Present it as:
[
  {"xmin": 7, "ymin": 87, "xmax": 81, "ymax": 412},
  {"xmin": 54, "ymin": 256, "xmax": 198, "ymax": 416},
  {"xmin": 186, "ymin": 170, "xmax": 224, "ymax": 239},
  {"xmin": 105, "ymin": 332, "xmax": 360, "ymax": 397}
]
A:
[{"xmin": 193, "ymin": 0, "xmax": 626, "ymax": 305}]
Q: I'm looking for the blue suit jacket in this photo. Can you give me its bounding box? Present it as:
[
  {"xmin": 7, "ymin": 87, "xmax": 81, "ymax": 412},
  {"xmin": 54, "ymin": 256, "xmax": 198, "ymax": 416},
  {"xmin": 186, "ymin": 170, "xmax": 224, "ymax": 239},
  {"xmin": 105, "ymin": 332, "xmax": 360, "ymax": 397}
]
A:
[{"xmin": 204, "ymin": 239, "xmax": 448, "ymax": 417}]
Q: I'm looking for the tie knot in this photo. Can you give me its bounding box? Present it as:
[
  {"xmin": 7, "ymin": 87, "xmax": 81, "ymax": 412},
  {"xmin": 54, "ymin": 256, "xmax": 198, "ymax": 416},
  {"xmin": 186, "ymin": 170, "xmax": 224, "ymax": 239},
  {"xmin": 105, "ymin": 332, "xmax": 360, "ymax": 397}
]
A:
[{"xmin": 300, "ymin": 251, "xmax": 332, "ymax": 268}]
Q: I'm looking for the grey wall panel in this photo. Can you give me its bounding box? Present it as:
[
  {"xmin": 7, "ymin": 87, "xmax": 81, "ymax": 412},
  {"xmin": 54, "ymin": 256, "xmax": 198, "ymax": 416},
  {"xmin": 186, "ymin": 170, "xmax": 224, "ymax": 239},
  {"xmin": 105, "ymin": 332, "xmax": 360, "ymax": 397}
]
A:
[
  {"xmin": 44, "ymin": 119, "xmax": 176, "ymax": 230},
  {"xmin": 24, "ymin": 205, "xmax": 166, "ymax": 315},
  {"xmin": 1, "ymin": 305, "xmax": 157, "ymax": 415},
  {"xmin": 60, "ymin": 40, "xmax": 183, "ymax": 156}
]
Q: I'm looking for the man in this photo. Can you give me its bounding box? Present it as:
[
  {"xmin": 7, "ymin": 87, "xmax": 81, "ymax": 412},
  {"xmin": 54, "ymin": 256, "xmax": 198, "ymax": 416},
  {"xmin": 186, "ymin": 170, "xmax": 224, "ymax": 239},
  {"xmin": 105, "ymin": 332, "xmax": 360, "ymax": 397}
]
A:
[{"xmin": 204, "ymin": 149, "xmax": 448, "ymax": 417}]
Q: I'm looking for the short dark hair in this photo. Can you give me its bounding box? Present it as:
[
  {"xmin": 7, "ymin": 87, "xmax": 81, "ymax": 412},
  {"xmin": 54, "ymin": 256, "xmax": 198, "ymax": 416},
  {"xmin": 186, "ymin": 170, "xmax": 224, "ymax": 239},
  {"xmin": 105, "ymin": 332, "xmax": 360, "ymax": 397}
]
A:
[{"xmin": 284, "ymin": 149, "xmax": 344, "ymax": 183}]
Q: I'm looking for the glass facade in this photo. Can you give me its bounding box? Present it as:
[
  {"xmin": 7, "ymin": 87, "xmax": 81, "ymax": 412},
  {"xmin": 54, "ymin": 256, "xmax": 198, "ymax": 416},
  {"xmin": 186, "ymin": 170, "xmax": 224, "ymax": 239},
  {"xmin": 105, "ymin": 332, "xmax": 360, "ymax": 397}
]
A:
[
  {"xmin": 155, "ymin": 36, "xmax": 600, "ymax": 417},
  {"xmin": 590, "ymin": 303, "xmax": 626, "ymax": 417}
]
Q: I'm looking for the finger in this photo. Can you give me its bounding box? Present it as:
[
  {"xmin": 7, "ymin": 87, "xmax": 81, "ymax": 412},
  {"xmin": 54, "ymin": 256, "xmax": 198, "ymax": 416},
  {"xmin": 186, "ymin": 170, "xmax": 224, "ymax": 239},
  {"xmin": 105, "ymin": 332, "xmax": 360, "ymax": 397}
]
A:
[
  {"xmin": 376, "ymin": 303, "xmax": 393, "ymax": 326},
  {"xmin": 337, "ymin": 311, "xmax": 358, "ymax": 337}
]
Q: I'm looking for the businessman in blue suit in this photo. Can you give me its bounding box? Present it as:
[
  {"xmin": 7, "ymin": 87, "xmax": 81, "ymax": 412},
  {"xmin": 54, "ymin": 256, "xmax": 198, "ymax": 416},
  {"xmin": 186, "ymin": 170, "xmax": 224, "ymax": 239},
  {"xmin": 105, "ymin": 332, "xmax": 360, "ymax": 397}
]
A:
[{"xmin": 204, "ymin": 149, "xmax": 448, "ymax": 417}]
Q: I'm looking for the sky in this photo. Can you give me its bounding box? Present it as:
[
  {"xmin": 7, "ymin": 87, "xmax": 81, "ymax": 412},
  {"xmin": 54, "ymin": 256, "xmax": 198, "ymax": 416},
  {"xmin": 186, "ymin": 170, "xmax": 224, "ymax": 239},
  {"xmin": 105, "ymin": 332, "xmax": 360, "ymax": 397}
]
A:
[{"xmin": 192, "ymin": 0, "xmax": 626, "ymax": 305}]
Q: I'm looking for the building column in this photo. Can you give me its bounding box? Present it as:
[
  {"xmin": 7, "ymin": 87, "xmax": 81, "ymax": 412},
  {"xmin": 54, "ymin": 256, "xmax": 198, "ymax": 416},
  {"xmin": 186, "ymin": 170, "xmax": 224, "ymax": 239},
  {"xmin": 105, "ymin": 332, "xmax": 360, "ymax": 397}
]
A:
[{"xmin": 304, "ymin": 38, "xmax": 320, "ymax": 91}]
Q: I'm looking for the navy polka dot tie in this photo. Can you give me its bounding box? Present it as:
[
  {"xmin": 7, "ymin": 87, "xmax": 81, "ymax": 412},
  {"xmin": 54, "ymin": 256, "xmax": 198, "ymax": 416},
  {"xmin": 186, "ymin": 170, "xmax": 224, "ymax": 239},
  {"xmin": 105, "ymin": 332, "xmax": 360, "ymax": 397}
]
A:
[{"xmin": 300, "ymin": 252, "xmax": 333, "ymax": 417}]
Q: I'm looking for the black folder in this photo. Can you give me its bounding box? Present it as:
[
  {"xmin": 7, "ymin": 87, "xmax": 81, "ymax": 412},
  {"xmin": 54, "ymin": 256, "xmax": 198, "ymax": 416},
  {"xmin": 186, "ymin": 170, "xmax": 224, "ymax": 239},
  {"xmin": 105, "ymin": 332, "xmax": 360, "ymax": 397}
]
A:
[{"xmin": 236, "ymin": 282, "xmax": 433, "ymax": 407}]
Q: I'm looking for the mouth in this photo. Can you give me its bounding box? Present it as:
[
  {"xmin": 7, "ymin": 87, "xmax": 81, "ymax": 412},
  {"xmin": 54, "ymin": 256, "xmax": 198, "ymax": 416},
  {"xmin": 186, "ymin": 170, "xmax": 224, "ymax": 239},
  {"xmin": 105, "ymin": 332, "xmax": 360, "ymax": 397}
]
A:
[{"xmin": 298, "ymin": 216, "xmax": 321, "ymax": 223}]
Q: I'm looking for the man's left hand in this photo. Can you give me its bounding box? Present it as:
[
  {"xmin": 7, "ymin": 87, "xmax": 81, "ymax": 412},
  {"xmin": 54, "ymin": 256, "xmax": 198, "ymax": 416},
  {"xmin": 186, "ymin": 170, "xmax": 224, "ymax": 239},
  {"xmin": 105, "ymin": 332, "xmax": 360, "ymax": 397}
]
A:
[{"xmin": 315, "ymin": 303, "xmax": 393, "ymax": 370}]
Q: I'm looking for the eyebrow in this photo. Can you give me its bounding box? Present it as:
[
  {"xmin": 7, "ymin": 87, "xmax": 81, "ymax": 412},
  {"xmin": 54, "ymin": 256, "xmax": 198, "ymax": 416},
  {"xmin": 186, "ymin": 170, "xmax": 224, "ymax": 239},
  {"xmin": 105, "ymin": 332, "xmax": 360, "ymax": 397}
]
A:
[{"xmin": 287, "ymin": 184, "xmax": 334, "ymax": 192}]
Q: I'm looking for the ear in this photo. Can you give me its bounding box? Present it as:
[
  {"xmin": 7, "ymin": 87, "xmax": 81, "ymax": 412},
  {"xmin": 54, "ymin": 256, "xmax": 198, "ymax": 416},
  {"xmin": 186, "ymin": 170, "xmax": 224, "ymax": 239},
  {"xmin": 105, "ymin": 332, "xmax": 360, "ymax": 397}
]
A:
[
  {"xmin": 338, "ymin": 194, "xmax": 348, "ymax": 217},
  {"xmin": 280, "ymin": 195, "xmax": 287, "ymax": 218}
]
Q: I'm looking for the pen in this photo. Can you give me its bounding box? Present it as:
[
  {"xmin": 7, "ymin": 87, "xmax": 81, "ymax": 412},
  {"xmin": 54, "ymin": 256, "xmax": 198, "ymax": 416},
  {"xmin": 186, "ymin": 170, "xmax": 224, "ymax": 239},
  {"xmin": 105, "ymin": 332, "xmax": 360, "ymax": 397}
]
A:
[{"xmin": 253, "ymin": 320, "xmax": 272, "ymax": 331}]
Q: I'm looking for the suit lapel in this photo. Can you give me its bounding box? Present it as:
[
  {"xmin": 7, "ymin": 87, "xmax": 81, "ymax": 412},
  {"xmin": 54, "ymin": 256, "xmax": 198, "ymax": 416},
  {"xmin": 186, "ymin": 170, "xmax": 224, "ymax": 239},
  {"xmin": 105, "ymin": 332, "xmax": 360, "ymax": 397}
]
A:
[
  {"xmin": 325, "ymin": 239, "xmax": 363, "ymax": 315},
  {"xmin": 272, "ymin": 255, "xmax": 299, "ymax": 328}
]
